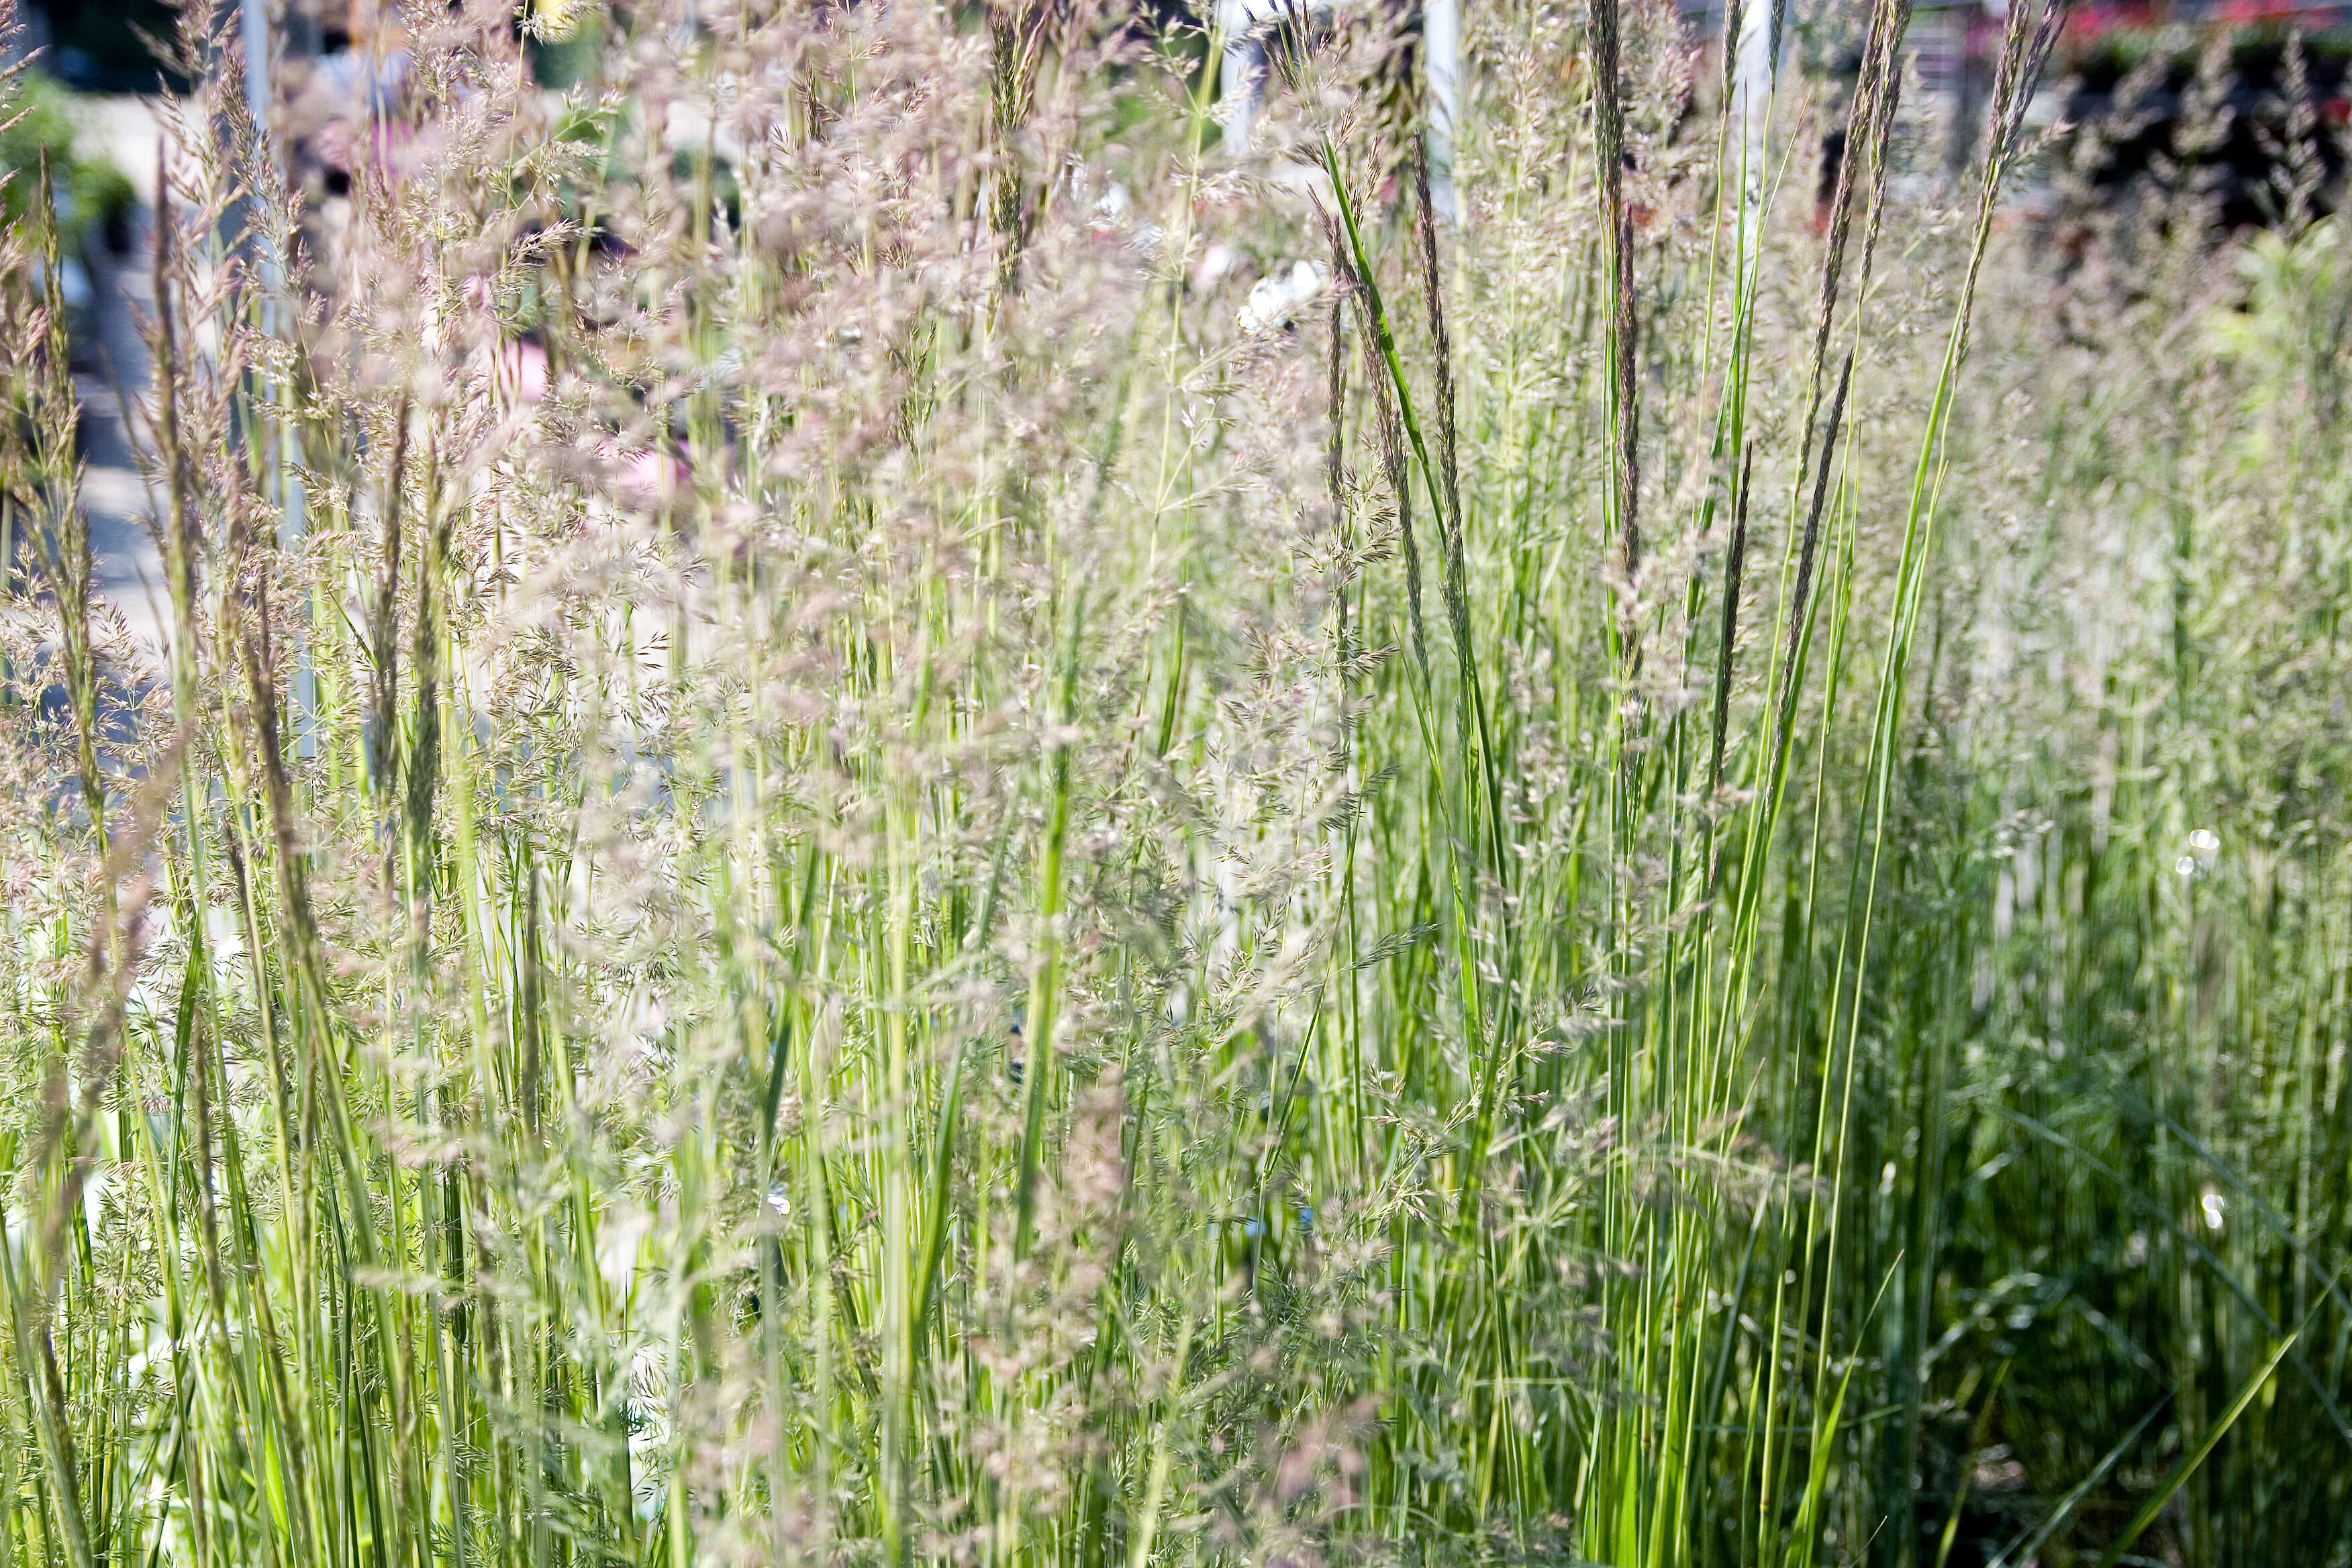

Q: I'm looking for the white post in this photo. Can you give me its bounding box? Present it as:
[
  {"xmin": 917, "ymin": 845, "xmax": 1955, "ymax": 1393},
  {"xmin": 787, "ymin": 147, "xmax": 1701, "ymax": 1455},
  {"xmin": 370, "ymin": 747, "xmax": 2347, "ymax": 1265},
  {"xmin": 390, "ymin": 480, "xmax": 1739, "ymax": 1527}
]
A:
[
  {"xmin": 242, "ymin": 0, "xmax": 272, "ymax": 144},
  {"xmin": 1424, "ymin": 0, "xmax": 1460, "ymax": 218},
  {"xmin": 1730, "ymin": 0, "xmax": 1774, "ymax": 289},
  {"xmin": 1216, "ymin": 0, "xmax": 1263, "ymax": 151},
  {"xmin": 242, "ymin": 0, "xmax": 314, "ymax": 757},
  {"xmin": 1732, "ymin": 0, "xmax": 1774, "ymax": 165}
]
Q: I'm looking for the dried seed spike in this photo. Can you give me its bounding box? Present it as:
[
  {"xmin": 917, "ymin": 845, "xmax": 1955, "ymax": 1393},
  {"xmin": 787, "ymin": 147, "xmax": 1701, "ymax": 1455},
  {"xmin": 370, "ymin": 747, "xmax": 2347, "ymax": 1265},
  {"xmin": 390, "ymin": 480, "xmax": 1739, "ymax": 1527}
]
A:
[
  {"xmin": 1327, "ymin": 219, "xmax": 1348, "ymax": 544},
  {"xmin": 1788, "ymin": 354, "xmax": 1853, "ymax": 663},
  {"xmin": 1362, "ymin": 312, "xmax": 1428, "ymax": 686},
  {"xmin": 370, "ymin": 397, "xmax": 411, "ymax": 804},
  {"xmin": 1587, "ymin": 0, "xmax": 1641, "ymax": 589},
  {"xmin": 1710, "ymin": 441, "xmax": 1755, "ymax": 801},
  {"xmin": 1773, "ymin": 350, "xmax": 1855, "ymax": 785},
  {"xmin": 1796, "ymin": 0, "xmax": 1908, "ymax": 509},
  {"xmin": 1412, "ymin": 134, "xmax": 1477, "ymax": 717},
  {"xmin": 1409, "ymin": 136, "xmax": 1460, "ymax": 557}
]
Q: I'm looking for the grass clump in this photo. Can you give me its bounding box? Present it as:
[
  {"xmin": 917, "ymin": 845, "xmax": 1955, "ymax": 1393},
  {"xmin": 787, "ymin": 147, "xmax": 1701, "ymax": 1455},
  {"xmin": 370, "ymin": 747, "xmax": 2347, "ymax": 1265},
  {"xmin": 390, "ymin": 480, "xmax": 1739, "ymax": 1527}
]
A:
[{"xmin": 0, "ymin": 0, "xmax": 2345, "ymax": 1565}]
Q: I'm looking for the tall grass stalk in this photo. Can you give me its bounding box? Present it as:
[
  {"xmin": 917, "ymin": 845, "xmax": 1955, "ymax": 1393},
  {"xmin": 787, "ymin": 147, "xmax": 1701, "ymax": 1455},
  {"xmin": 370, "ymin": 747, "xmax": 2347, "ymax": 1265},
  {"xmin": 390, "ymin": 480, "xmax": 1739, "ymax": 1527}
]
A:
[{"xmin": 0, "ymin": 0, "xmax": 2347, "ymax": 1565}]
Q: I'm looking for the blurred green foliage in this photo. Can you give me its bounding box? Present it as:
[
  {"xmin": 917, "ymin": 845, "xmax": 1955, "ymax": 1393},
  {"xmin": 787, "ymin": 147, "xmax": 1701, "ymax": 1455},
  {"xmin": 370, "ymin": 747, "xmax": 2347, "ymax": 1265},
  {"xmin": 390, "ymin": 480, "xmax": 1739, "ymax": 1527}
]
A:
[{"xmin": 0, "ymin": 72, "xmax": 137, "ymax": 252}]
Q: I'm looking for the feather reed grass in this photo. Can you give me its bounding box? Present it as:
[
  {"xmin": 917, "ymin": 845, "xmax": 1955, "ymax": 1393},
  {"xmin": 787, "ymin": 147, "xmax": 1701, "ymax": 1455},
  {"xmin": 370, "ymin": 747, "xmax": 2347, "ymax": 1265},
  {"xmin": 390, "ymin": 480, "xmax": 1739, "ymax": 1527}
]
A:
[{"xmin": 0, "ymin": 0, "xmax": 2344, "ymax": 1564}]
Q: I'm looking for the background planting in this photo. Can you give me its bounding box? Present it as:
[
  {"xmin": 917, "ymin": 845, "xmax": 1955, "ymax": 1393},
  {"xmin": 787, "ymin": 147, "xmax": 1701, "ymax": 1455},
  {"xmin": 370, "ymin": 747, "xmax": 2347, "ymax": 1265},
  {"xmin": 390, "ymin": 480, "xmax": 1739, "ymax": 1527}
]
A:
[{"xmin": 0, "ymin": 0, "xmax": 2345, "ymax": 1563}]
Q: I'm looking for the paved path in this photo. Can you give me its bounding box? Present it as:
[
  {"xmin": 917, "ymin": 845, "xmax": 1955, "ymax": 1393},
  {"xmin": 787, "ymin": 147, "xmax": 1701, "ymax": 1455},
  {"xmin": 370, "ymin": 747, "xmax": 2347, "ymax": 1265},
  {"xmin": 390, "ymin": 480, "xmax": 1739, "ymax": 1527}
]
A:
[{"xmin": 70, "ymin": 96, "xmax": 168, "ymax": 660}]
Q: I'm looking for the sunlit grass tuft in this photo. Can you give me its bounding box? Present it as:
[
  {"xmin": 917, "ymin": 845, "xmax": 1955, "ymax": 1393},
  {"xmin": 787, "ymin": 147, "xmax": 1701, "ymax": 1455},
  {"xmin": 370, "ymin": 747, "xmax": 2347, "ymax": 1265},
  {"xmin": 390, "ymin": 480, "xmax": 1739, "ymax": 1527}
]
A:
[{"xmin": 0, "ymin": 0, "xmax": 2345, "ymax": 1565}]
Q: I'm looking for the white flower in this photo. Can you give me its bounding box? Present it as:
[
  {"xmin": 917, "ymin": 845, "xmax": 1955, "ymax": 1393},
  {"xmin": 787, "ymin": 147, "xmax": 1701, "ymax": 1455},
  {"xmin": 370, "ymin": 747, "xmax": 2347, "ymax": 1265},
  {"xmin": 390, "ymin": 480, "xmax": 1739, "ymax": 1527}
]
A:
[
  {"xmin": 2189, "ymin": 828, "xmax": 2220, "ymax": 852},
  {"xmin": 2175, "ymin": 854, "xmax": 2196, "ymax": 876},
  {"xmin": 1238, "ymin": 260, "xmax": 1328, "ymax": 335}
]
